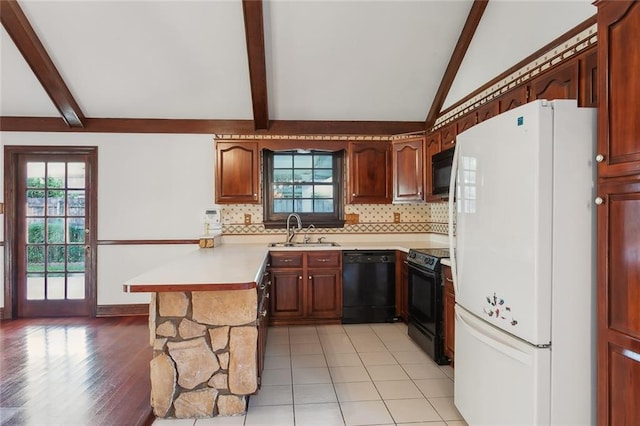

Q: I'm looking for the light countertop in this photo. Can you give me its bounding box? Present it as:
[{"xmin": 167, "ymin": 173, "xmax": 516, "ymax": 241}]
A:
[{"xmin": 123, "ymin": 238, "xmax": 449, "ymax": 293}]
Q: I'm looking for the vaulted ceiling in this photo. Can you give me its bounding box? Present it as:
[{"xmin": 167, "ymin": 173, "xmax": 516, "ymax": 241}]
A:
[{"xmin": 0, "ymin": 0, "xmax": 596, "ymax": 135}]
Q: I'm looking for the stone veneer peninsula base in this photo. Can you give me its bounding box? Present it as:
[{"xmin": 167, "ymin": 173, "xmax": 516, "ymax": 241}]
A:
[{"xmin": 148, "ymin": 289, "xmax": 258, "ymax": 419}]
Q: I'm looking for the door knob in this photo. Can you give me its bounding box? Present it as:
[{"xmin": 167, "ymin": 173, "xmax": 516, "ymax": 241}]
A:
[
  {"xmin": 595, "ymin": 197, "xmax": 604, "ymax": 205},
  {"xmin": 595, "ymin": 154, "xmax": 605, "ymax": 163}
]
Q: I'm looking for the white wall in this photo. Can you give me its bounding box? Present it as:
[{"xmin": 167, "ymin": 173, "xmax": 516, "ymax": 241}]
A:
[{"xmin": 0, "ymin": 132, "xmax": 214, "ymax": 307}]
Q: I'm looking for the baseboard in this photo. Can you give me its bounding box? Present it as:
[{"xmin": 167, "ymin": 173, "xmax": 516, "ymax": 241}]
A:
[{"xmin": 96, "ymin": 304, "xmax": 149, "ymax": 317}]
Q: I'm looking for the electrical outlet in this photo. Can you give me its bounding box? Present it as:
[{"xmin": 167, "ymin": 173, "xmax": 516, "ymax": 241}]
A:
[
  {"xmin": 346, "ymin": 213, "xmax": 359, "ymax": 224},
  {"xmin": 244, "ymin": 213, "xmax": 252, "ymax": 225},
  {"xmin": 393, "ymin": 212, "xmax": 401, "ymax": 223}
]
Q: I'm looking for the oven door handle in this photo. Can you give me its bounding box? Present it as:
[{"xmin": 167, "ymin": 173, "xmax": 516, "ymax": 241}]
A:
[{"xmin": 448, "ymin": 144, "xmax": 460, "ymax": 298}]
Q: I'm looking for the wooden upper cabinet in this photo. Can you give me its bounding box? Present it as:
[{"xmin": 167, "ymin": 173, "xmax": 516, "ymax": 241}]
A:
[
  {"xmin": 215, "ymin": 141, "xmax": 260, "ymax": 204},
  {"xmin": 425, "ymin": 131, "xmax": 441, "ymax": 200},
  {"xmin": 581, "ymin": 49, "xmax": 598, "ymax": 107},
  {"xmin": 498, "ymin": 86, "xmax": 528, "ymax": 113},
  {"xmin": 477, "ymin": 101, "xmax": 499, "ymax": 123},
  {"xmin": 392, "ymin": 136, "xmax": 425, "ymax": 203},
  {"xmin": 456, "ymin": 113, "xmax": 477, "ymax": 136},
  {"xmin": 348, "ymin": 142, "xmax": 392, "ymax": 204},
  {"xmin": 440, "ymin": 123, "xmax": 457, "ymax": 151},
  {"xmin": 597, "ymin": 0, "xmax": 640, "ymax": 179},
  {"xmin": 530, "ymin": 61, "xmax": 579, "ymax": 101}
]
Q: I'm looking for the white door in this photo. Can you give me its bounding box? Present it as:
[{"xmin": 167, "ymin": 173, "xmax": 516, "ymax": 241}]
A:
[
  {"xmin": 454, "ymin": 306, "xmax": 550, "ymax": 426},
  {"xmin": 454, "ymin": 100, "xmax": 553, "ymax": 346}
]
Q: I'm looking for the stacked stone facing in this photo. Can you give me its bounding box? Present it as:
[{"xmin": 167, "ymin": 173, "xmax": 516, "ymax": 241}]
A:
[{"xmin": 149, "ymin": 289, "xmax": 258, "ymax": 418}]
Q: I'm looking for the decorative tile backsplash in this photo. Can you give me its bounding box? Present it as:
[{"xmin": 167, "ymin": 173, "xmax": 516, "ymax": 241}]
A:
[{"xmin": 220, "ymin": 201, "xmax": 449, "ymax": 236}]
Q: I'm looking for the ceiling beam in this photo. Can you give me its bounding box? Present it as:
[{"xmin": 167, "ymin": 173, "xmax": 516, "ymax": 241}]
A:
[
  {"xmin": 0, "ymin": 117, "xmax": 424, "ymax": 136},
  {"xmin": 425, "ymin": 0, "xmax": 489, "ymax": 129},
  {"xmin": 242, "ymin": 0, "xmax": 269, "ymax": 131},
  {"xmin": 0, "ymin": 0, "xmax": 85, "ymax": 128}
]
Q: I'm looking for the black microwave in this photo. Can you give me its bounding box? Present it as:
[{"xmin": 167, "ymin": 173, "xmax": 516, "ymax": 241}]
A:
[{"xmin": 432, "ymin": 147, "xmax": 454, "ymax": 196}]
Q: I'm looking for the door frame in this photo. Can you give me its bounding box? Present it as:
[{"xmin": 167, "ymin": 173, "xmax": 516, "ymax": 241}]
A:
[{"xmin": 4, "ymin": 146, "xmax": 98, "ymax": 319}]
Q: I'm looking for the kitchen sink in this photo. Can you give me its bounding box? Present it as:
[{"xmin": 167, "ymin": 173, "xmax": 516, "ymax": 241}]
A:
[{"xmin": 268, "ymin": 241, "xmax": 340, "ymax": 248}]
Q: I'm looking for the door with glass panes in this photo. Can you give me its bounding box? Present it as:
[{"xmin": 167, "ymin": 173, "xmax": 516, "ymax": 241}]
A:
[{"xmin": 13, "ymin": 149, "xmax": 96, "ymax": 317}]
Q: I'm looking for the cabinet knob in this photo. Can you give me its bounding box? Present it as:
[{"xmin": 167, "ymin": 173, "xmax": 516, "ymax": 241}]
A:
[
  {"xmin": 260, "ymin": 309, "xmax": 267, "ymax": 317},
  {"xmin": 308, "ymin": 275, "xmax": 312, "ymax": 280},
  {"xmin": 595, "ymin": 197, "xmax": 604, "ymax": 205},
  {"xmin": 299, "ymin": 276, "xmax": 302, "ymax": 280},
  {"xmin": 595, "ymin": 154, "xmax": 605, "ymax": 163},
  {"xmin": 352, "ymin": 193, "xmax": 356, "ymax": 197}
]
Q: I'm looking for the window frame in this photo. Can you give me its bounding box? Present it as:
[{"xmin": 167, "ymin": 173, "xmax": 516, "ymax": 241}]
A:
[{"xmin": 262, "ymin": 149, "xmax": 345, "ymax": 229}]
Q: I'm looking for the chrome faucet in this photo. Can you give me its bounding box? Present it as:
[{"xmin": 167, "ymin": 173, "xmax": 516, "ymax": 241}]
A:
[
  {"xmin": 303, "ymin": 224, "xmax": 316, "ymax": 244},
  {"xmin": 286, "ymin": 213, "xmax": 302, "ymax": 243}
]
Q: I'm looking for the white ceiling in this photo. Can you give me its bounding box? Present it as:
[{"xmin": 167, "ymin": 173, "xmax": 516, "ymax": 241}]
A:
[{"xmin": 0, "ymin": 0, "xmax": 597, "ymax": 125}]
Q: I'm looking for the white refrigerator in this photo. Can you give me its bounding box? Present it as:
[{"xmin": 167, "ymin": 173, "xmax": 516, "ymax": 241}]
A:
[{"xmin": 447, "ymin": 100, "xmax": 596, "ymax": 425}]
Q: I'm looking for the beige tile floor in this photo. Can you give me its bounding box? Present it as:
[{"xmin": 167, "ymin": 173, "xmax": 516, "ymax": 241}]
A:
[{"xmin": 153, "ymin": 322, "xmax": 467, "ymax": 426}]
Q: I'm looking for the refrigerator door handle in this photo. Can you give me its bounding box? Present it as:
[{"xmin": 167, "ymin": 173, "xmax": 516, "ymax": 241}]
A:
[
  {"xmin": 456, "ymin": 308, "xmax": 533, "ymax": 366},
  {"xmin": 448, "ymin": 144, "xmax": 460, "ymax": 297}
]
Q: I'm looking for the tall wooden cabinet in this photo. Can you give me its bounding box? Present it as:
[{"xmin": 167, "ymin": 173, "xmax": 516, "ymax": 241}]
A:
[{"xmin": 595, "ymin": 1, "xmax": 640, "ymax": 424}]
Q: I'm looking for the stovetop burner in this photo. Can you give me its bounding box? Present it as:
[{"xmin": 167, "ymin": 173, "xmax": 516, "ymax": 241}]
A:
[{"xmin": 407, "ymin": 248, "xmax": 450, "ymax": 271}]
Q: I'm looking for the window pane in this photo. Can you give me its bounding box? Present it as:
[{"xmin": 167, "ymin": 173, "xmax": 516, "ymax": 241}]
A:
[
  {"xmin": 274, "ymin": 199, "xmax": 293, "ymax": 213},
  {"xmin": 314, "ymin": 185, "xmax": 333, "ymax": 199},
  {"xmin": 68, "ymin": 245, "xmax": 85, "ymax": 269},
  {"xmin": 47, "ymin": 245, "xmax": 65, "ymax": 271},
  {"xmin": 47, "ymin": 163, "xmax": 66, "ymax": 188},
  {"xmin": 67, "ymin": 163, "xmax": 85, "ymax": 188},
  {"xmin": 26, "ymin": 274, "xmax": 45, "ymax": 300},
  {"xmin": 293, "ymin": 169, "xmax": 313, "ymax": 182},
  {"xmin": 313, "ymin": 170, "xmax": 332, "ymax": 182},
  {"xmin": 274, "ymin": 155, "xmax": 293, "ymax": 168},
  {"xmin": 68, "ymin": 190, "xmax": 85, "ymax": 216},
  {"xmin": 27, "ymin": 188, "xmax": 45, "ymax": 216},
  {"xmin": 295, "ymin": 185, "xmax": 314, "ymax": 198},
  {"xmin": 314, "ymin": 155, "xmax": 332, "ymax": 168},
  {"xmin": 294, "ymin": 199, "xmax": 313, "ymax": 213},
  {"xmin": 67, "ymin": 274, "xmax": 85, "ymax": 299},
  {"xmin": 274, "ymin": 184, "xmax": 293, "ymax": 199},
  {"xmin": 68, "ymin": 218, "xmax": 85, "ymax": 243},
  {"xmin": 294, "ymin": 155, "xmax": 312, "ymax": 168},
  {"xmin": 27, "ymin": 245, "xmax": 45, "ymax": 271},
  {"xmin": 27, "ymin": 162, "xmax": 46, "ymax": 187},
  {"xmin": 273, "ymin": 169, "xmax": 293, "ymax": 183},
  {"xmin": 28, "ymin": 219, "xmax": 45, "ymax": 243},
  {"xmin": 47, "ymin": 219, "xmax": 65, "ymax": 243},
  {"xmin": 314, "ymin": 199, "xmax": 334, "ymax": 212},
  {"xmin": 47, "ymin": 190, "xmax": 65, "ymax": 216},
  {"xmin": 47, "ymin": 274, "xmax": 65, "ymax": 300}
]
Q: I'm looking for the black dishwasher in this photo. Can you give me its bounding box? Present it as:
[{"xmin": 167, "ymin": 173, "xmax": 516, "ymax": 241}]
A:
[{"xmin": 342, "ymin": 251, "xmax": 396, "ymax": 324}]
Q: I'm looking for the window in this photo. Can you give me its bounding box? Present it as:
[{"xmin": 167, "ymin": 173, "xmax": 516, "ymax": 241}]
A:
[{"xmin": 263, "ymin": 150, "xmax": 344, "ymax": 228}]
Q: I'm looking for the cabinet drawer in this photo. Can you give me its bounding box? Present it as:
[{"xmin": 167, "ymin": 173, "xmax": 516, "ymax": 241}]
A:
[
  {"xmin": 307, "ymin": 251, "xmax": 341, "ymax": 268},
  {"xmin": 270, "ymin": 252, "xmax": 303, "ymax": 268}
]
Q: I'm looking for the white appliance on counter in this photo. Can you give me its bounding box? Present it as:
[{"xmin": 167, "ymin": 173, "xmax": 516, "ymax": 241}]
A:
[{"xmin": 447, "ymin": 100, "xmax": 596, "ymax": 425}]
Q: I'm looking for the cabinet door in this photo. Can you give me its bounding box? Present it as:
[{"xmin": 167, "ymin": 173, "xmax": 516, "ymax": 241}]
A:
[
  {"xmin": 395, "ymin": 251, "xmax": 409, "ymax": 322},
  {"xmin": 215, "ymin": 141, "xmax": 260, "ymax": 204},
  {"xmin": 597, "ymin": 1, "xmax": 640, "ymax": 179},
  {"xmin": 530, "ymin": 61, "xmax": 578, "ymax": 102},
  {"xmin": 440, "ymin": 123, "xmax": 457, "ymax": 151},
  {"xmin": 306, "ymin": 269, "xmax": 342, "ymax": 319},
  {"xmin": 596, "ymin": 179, "xmax": 640, "ymax": 425},
  {"xmin": 348, "ymin": 142, "xmax": 392, "ymax": 204},
  {"xmin": 442, "ymin": 266, "xmax": 455, "ymax": 363},
  {"xmin": 270, "ymin": 270, "xmax": 304, "ymax": 319},
  {"xmin": 580, "ymin": 49, "xmax": 598, "ymax": 108},
  {"xmin": 498, "ymin": 86, "xmax": 528, "ymax": 113},
  {"xmin": 477, "ymin": 101, "xmax": 499, "ymax": 123},
  {"xmin": 392, "ymin": 137, "xmax": 424, "ymax": 203},
  {"xmin": 425, "ymin": 132, "xmax": 441, "ymax": 200}
]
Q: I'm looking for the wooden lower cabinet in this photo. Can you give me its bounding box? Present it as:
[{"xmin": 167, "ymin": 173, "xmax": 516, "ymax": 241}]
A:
[
  {"xmin": 256, "ymin": 271, "xmax": 271, "ymax": 388},
  {"xmin": 396, "ymin": 251, "xmax": 409, "ymax": 322},
  {"xmin": 269, "ymin": 251, "xmax": 342, "ymax": 325},
  {"xmin": 442, "ymin": 265, "xmax": 455, "ymax": 364}
]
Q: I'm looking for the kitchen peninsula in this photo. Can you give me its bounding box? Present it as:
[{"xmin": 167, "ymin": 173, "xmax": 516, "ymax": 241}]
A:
[{"xmin": 124, "ymin": 236, "xmax": 446, "ymax": 419}]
